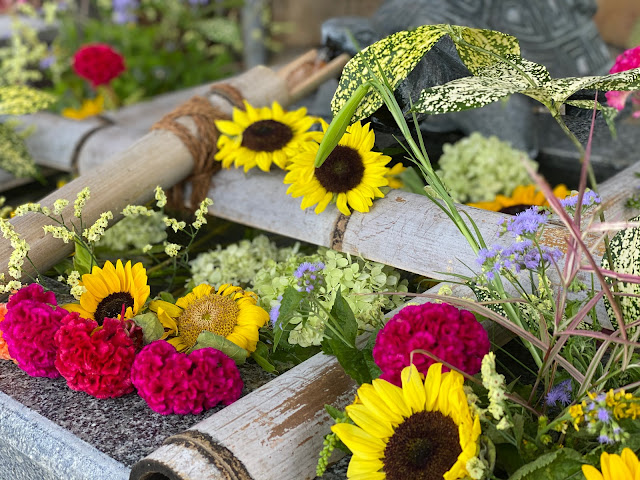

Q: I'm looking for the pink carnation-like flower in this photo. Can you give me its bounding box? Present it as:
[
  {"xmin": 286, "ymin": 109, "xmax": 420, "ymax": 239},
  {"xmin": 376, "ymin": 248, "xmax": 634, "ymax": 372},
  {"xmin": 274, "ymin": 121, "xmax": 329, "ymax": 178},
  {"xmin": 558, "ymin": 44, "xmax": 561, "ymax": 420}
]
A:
[
  {"xmin": 605, "ymin": 45, "xmax": 640, "ymax": 118},
  {"xmin": 2, "ymin": 291, "xmax": 67, "ymax": 377},
  {"xmin": 55, "ymin": 313, "xmax": 142, "ymax": 399},
  {"xmin": 131, "ymin": 340, "xmax": 243, "ymax": 415},
  {"xmin": 372, "ymin": 301, "xmax": 490, "ymax": 386},
  {"xmin": 7, "ymin": 282, "xmax": 56, "ymax": 309},
  {"xmin": 73, "ymin": 43, "xmax": 125, "ymax": 87}
]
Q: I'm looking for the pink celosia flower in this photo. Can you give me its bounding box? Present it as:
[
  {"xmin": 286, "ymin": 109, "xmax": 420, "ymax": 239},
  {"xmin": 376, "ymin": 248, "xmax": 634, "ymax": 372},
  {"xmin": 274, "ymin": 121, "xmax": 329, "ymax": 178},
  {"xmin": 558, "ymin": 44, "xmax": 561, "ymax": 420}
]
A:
[
  {"xmin": 131, "ymin": 340, "xmax": 243, "ymax": 415},
  {"xmin": 2, "ymin": 285, "xmax": 67, "ymax": 377},
  {"xmin": 0, "ymin": 303, "xmax": 12, "ymax": 361},
  {"xmin": 605, "ymin": 45, "xmax": 640, "ymax": 119},
  {"xmin": 72, "ymin": 43, "xmax": 125, "ymax": 88},
  {"xmin": 55, "ymin": 313, "xmax": 142, "ymax": 399},
  {"xmin": 372, "ymin": 301, "xmax": 490, "ymax": 386}
]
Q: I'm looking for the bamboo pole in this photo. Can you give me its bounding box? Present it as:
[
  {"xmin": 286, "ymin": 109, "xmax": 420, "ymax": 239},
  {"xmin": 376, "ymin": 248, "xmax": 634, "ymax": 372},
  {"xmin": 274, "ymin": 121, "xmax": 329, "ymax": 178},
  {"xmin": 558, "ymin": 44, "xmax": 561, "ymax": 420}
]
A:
[{"xmin": 0, "ymin": 51, "xmax": 350, "ymax": 280}]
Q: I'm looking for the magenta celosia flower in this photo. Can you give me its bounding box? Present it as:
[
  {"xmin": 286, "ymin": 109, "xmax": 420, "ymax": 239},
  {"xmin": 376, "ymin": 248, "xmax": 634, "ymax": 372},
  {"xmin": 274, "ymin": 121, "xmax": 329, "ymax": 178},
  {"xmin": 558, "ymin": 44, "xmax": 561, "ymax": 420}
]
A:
[
  {"xmin": 131, "ymin": 340, "xmax": 243, "ymax": 415},
  {"xmin": 372, "ymin": 301, "xmax": 490, "ymax": 386},
  {"xmin": 605, "ymin": 45, "xmax": 640, "ymax": 118},
  {"xmin": 72, "ymin": 43, "xmax": 125, "ymax": 87},
  {"xmin": 2, "ymin": 289, "xmax": 67, "ymax": 377},
  {"xmin": 54, "ymin": 313, "xmax": 142, "ymax": 399}
]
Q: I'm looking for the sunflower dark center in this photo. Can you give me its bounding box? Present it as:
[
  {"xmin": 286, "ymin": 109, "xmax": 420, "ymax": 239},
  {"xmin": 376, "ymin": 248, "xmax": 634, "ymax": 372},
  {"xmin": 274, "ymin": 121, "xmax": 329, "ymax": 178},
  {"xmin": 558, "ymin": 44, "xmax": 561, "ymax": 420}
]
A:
[
  {"xmin": 241, "ymin": 120, "xmax": 293, "ymax": 152},
  {"xmin": 314, "ymin": 145, "xmax": 365, "ymax": 193},
  {"xmin": 383, "ymin": 410, "xmax": 461, "ymax": 480},
  {"xmin": 500, "ymin": 204, "xmax": 532, "ymax": 215},
  {"xmin": 94, "ymin": 292, "xmax": 134, "ymax": 325}
]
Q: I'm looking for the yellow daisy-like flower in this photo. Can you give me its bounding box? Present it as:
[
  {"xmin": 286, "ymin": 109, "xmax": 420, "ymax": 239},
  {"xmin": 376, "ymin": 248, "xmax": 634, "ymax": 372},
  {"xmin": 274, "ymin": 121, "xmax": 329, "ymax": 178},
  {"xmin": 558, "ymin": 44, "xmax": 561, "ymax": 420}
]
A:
[
  {"xmin": 284, "ymin": 121, "xmax": 393, "ymax": 216},
  {"xmin": 332, "ymin": 363, "xmax": 481, "ymax": 480},
  {"xmin": 61, "ymin": 95, "xmax": 105, "ymax": 120},
  {"xmin": 214, "ymin": 100, "xmax": 317, "ymax": 172},
  {"xmin": 582, "ymin": 448, "xmax": 640, "ymax": 480},
  {"xmin": 63, "ymin": 260, "xmax": 150, "ymax": 324},
  {"xmin": 148, "ymin": 283, "xmax": 268, "ymax": 354},
  {"xmin": 468, "ymin": 184, "xmax": 570, "ymax": 213}
]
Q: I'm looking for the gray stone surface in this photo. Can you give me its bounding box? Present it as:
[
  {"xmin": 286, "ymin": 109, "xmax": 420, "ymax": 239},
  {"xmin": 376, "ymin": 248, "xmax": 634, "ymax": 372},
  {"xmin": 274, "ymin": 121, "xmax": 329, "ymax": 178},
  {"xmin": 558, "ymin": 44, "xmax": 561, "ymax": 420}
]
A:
[{"xmin": 0, "ymin": 359, "xmax": 275, "ymax": 476}]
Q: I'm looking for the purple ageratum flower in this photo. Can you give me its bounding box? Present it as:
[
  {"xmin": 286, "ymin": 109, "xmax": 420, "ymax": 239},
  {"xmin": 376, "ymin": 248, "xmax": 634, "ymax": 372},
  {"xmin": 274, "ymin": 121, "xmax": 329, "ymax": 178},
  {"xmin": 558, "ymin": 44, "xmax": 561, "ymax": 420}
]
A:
[
  {"xmin": 597, "ymin": 408, "xmax": 611, "ymax": 423},
  {"xmin": 112, "ymin": 0, "xmax": 138, "ymax": 24},
  {"xmin": 294, "ymin": 261, "xmax": 326, "ymax": 292},
  {"xmin": 545, "ymin": 379, "xmax": 572, "ymax": 406},
  {"xmin": 501, "ymin": 207, "xmax": 549, "ymax": 237},
  {"xmin": 560, "ymin": 191, "xmax": 601, "ymax": 210},
  {"xmin": 598, "ymin": 434, "xmax": 614, "ymax": 445},
  {"xmin": 39, "ymin": 53, "xmax": 56, "ymax": 70}
]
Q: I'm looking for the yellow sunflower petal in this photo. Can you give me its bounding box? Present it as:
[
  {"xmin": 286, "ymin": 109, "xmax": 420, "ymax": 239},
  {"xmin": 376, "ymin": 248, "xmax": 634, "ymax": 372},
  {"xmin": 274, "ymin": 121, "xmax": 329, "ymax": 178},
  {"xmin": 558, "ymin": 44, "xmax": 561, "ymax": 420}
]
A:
[
  {"xmin": 424, "ymin": 363, "xmax": 443, "ymax": 411},
  {"xmin": 331, "ymin": 423, "xmax": 386, "ymax": 461},
  {"xmin": 61, "ymin": 302, "xmax": 93, "ymax": 319},
  {"xmin": 582, "ymin": 465, "xmax": 605, "ymax": 480},
  {"xmin": 357, "ymin": 383, "xmax": 404, "ymax": 425},
  {"xmin": 622, "ymin": 449, "xmax": 640, "ymax": 476},
  {"xmin": 347, "ymin": 455, "xmax": 385, "ymax": 478},
  {"xmin": 336, "ymin": 193, "xmax": 351, "ymax": 216},
  {"xmin": 401, "ymin": 364, "xmax": 427, "ymax": 414},
  {"xmin": 371, "ymin": 377, "xmax": 411, "ymax": 419},
  {"xmin": 346, "ymin": 404, "xmax": 395, "ymax": 438}
]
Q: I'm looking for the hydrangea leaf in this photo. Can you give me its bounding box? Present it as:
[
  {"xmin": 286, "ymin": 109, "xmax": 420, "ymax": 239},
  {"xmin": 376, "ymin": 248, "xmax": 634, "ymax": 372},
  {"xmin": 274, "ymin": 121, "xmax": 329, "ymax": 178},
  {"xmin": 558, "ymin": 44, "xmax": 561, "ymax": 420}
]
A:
[
  {"xmin": 414, "ymin": 55, "xmax": 548, "ymax": 114},
  {"xmin": 601, "ymin": 214, "xmax": 640, "ymax": 332},
  {"xmin": 192, "ymin": 330, "xmax": 248, "ymax": 364},
  {"xmin": 331, "ymin": 25, "xmax": 521, "ymax": 121},
  {"xmin": 0, "ymin": 85, "xmax": 55, "ymax": 115},
  {"xmin": 132, "ymin": 312, "xmax": 165, "ymax": 345},
  {"xmin": 0, "ymin": 122, "xmax": 40, "ymax": 178}
]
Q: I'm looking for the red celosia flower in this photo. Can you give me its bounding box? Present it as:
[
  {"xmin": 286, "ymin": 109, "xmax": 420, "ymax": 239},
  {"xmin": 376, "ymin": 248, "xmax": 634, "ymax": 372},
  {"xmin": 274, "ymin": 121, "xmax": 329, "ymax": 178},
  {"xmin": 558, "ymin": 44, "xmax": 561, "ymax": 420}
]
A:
[
  {"xmin": 0, "ymin": 303, "xmax": 12, "ymax": 361},
  {"xmin": 72, "ymin": 43, "xmax": 125, "ymax": 87},
  {"xmin": 605, "ymin": 45, "xmax": 640, "ymax": 119},
  {"xmin": 2, "ymin": 284, "xmax": 67, "ymax": 377},
  {"xmin": 372, "ymin": 301, "xmax": 490, "ymax": 386},
  {"xmin": 131, "ymin": 340, "xmax": 243, "ymax": 415},
  {"xmin": 54, "ymin": 313, "xmax": 142, "ymax": 399}
]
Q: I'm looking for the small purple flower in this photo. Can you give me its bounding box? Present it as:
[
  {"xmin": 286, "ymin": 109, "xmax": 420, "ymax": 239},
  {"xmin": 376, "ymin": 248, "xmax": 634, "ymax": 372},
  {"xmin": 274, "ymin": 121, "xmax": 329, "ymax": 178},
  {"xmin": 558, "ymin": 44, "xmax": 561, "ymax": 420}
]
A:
[
  {"xmin": 545, "ymin": 379, "xmax": 572, "ymax": 406},
  {"xmin": 560, "ymin": 191, "xmax": 601, "ymax": 210},
  {"xmin": 269, "ymin": 295, "xmax": 282, "ymax": 328},
  {"xmin": 112, "ymin": 0, "xmax": 138, "ymax": 24},
  {"xmin": 598, "ymin": 434, "xmax": 614, "ymax": 444},
  {"xmin": 294, "ymin": 261, "xmax": 325, "ymax": 293},
  {"xmin": 39, "ymin": 53, "xmax": 56, "ymax": 70},
  {"xmin": 597, "ymin": 408, "xmax": 610, "ymax": 423},
  {"xmin": 501, "ymin": 207, "xmax": 549, "ymax": 237}
]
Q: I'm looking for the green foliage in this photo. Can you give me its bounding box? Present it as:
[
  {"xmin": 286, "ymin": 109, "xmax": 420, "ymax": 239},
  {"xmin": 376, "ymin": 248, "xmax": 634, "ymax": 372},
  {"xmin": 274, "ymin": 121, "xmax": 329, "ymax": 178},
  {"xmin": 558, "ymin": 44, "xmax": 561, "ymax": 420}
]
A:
[
  {"xmin": 0, "ymin": 122, "xmax": 41, "ymax": 179},
  {"xmin": 508, "ymin": 449, "xmax": 586, "ymax": 480},
  {"xmin": 191, "ymin": 330, "xmax": 248, "ymax": 364},
  {"xmin": 0, "ymin": 86, "xmax": 56, "ymax": 115},
  {"xmin": 331, "ymin": 24, "xmax": 520, "ymax": 121}
]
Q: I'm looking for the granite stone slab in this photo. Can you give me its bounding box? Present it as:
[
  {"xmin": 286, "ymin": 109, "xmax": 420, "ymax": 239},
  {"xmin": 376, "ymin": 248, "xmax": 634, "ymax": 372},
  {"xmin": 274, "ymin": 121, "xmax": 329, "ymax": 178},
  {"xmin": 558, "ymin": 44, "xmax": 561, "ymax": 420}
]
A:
[{"xmin": 0, "ymin": 359, "xmax": 276, "ymax": 479}]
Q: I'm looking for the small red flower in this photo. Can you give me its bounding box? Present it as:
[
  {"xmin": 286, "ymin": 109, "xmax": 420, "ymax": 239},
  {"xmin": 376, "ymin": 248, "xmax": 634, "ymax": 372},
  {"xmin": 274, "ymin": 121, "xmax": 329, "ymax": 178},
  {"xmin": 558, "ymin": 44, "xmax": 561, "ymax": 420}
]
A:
[
  {"xmin": 373, "ymin": 301, "xmax": 490, "ymax": 386},
  {"xmin": 2, "ymin": 284, "xmax": 66, "ymax": 377},
  {"xmin": 72, "ymin": 43, "xmax": 125, "ymax": 87},
  {"xmin": 54, "ymin": 313, "xmax": 142, "ymax": 399},
  {"xmin": 131, "ymin": 340, "xmax": 243, "ymax": 415}
]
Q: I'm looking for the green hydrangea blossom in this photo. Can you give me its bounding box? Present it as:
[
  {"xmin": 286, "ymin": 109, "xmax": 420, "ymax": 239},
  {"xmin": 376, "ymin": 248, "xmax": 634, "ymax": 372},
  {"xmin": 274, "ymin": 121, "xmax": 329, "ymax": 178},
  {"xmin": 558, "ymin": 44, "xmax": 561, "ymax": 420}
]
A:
[
  {"xmin": 436, "ymin": 132, "xmax": 538, "ymax": 203},
  {"xmin": 253, "ymin": 247, "xmax": 409, "ymax": 347},
  {"xmin": 188, "ymin": 235, "xmax": 301, "ymax": 288},
  {"xmin": 96, "ymin": 210, "xmax": 167, "ymax": 251}
]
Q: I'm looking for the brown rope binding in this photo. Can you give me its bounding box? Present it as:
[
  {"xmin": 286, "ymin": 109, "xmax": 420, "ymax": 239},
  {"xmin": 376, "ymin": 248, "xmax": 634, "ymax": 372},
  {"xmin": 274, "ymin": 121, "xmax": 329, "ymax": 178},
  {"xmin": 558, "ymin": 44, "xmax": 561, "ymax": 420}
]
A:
[{"xmin": 150, "ymin": 83, "xmax": 245, "ymax": 211}]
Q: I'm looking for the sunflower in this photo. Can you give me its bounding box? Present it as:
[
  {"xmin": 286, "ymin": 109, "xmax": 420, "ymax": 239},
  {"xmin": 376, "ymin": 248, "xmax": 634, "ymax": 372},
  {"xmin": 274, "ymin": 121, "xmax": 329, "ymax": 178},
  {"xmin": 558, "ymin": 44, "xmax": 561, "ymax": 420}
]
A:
[
  {"xmin": 332, "ymin": 363, "xmax": 481, "ymax": 480},
  {"xmin": 583, "ymin": 448, "xmax": 640, "ymax": 480},
  {"xmin": 149, "ymin": 283, "xmax": 268, "ymax": 354},
  {"xmin": 214, "ymin": 101, "xmax": 317, "ymax": 172},
  {"xmin": 63, "ymin": 260, "xmax": 150, "ymax": 325},
  {"xmin": 61, "ymin": 95, "xmax": 105, "ymax": 120},
  {"xmin": 468, "ymin": 184, "xmax": 570, "ymax": 214},
  {"xmin": 284, "ymin": 121, "xmax": 393, "ymax": 216}
]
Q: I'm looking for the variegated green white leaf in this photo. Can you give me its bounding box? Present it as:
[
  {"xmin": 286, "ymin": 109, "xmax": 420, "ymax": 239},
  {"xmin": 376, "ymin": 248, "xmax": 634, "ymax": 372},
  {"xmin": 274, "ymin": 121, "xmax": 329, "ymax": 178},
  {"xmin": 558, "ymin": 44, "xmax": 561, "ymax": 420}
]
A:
[
  {"xmin": 331, "ymin": 24, "xmax": 520, "ymax": 122},
  {"xmin": 565, "ymin": 99, "xmax": 620, "ymax": 137}
]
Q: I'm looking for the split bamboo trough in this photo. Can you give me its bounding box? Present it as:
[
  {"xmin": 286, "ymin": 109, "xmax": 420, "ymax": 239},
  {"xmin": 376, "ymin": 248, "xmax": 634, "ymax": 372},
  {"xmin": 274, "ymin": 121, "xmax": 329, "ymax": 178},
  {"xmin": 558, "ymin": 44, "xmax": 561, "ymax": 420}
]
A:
[{"xmin": 2, "ymin": 49, "xmax": 640, "ymax": 480}]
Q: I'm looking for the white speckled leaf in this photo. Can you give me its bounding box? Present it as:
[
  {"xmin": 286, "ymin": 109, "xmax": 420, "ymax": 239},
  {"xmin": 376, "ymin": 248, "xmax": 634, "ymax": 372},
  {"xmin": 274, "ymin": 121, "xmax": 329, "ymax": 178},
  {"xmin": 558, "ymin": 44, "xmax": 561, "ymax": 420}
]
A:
[
  {"xmin": 414, "ymin": 55, "xmax": 546, "ymax": 114},
  {"xmin": 331, "ymin": 24, "xmax": 520, "ymax": 121},
  {"xmin": 601, "ymin": 214, "xmax": 640, "ymax": 331},
  {"xmin": 543, "ymin": 68, "xmax": 640, "ymax": 104},
  {"xmin": 0, "ymin": 85, "xmax": 55, "ymax": 115},
  {"xmin": 448, "ymin": 25, "xmax": 521, "ymax": 74}
]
